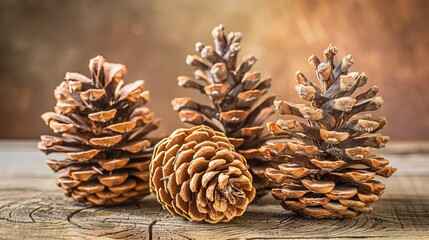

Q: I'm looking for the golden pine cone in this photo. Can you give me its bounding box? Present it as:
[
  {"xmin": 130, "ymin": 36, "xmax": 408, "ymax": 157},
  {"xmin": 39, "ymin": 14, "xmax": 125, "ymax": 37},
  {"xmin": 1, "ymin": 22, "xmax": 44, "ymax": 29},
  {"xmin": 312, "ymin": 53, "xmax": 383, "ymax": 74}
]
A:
[
  {"xmin": 171, "ymin": 24, "xmax": 277, "ymax": 197},
  {"xmin": 38, "ymin": 56, "xmax": 160, "ymax": 206},
  {"xmin": 150, "ymin": 125, "xmax": 256, "ymax": 223},
  {"xmin": 261, "ymin": 45, "xmax": 396, "ymax": 219}
]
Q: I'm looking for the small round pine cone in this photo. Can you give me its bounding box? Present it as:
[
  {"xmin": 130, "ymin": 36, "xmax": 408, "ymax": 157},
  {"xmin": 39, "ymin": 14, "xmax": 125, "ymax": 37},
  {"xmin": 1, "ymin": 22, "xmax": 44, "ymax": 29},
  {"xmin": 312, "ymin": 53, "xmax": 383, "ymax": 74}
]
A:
[{"xmin": 150, "ymin": 125, "xmax": 256, "ymax": 223}]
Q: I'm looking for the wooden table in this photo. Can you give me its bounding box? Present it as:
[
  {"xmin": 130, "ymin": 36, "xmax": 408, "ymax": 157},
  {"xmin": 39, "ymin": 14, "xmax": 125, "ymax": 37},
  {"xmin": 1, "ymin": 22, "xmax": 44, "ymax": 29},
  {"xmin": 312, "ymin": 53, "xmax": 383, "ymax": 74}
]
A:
[{"xmin": 1, "ymin": 141, "xmax": 428, "ymax": 239}]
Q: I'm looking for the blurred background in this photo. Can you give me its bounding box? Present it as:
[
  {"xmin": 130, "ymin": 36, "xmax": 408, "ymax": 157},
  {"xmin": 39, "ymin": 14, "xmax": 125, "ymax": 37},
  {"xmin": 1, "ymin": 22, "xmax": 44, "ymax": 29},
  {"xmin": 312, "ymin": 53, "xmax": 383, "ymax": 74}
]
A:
[{"xmin": 1, "ymin": 0, "xmax": 428, "ymax": 141}]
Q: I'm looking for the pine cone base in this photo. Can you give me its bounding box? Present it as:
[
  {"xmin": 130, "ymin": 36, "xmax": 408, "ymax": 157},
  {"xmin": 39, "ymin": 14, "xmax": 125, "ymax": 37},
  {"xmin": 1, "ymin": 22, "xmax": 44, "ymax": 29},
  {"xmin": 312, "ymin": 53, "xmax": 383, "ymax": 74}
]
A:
[
  {"xmin": 270, "ymin": 176, "xmax": 385, "ymax": 219},
  {"xmin": 52, "ymin": 152, "xmax": 152, "ymax": 206}
]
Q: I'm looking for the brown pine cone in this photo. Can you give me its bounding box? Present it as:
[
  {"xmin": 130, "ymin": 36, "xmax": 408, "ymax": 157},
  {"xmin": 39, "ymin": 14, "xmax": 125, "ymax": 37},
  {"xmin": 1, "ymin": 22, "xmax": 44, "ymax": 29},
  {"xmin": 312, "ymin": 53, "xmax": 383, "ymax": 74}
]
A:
[
  {"xmin": 261, "ymin": 45, "xmax": 396, "ymax": 219},
  {"xmin": 171, "ymin": 24, "xmax": 277, "ymax": 198},
  {"xmin": 150, "ymin": 125, "xmax": 256, "ymax": 223},
  {"xmin": 38, "ymin": 56, "xmax": 160, "ymax": 206}
]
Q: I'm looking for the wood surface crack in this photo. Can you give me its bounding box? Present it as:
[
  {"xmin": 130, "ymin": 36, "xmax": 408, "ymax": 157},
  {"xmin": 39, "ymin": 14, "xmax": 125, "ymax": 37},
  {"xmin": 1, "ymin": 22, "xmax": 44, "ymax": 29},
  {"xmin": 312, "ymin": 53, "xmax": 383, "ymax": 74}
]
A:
[
  {"xmin": 97, "ymin": 225, "xmax": 136, "ymax": 238},
  {"xmin": 28, "ymin": 205, "xmax": 42, "ymax": 223},
  {"xmin": 159, "ymin": 224, "xmax": 192, "ymax": 240},
  {"xmin": 393, "ymin": 205, "xmax": 405, "ymax": 229},
  {"xmin": 148, "ymin": 220, "xmax": 157, "ymax": 240},
  {"xmin": 66, "ymin": 207, "xmax": 88, "ymax": 225}
]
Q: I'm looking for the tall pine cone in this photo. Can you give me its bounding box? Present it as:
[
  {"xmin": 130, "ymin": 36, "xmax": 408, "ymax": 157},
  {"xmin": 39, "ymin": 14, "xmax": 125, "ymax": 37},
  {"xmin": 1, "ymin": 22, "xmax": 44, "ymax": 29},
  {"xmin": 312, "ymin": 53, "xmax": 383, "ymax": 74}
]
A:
[
  {"xmin": 261, "ymin": 45, "xmax": 396, "ymax": 219},
  {"xmin": 150, "ymin": 125, "xmax": 256, "ymax": 223},
  {"xmin": 38, "ymin": 56, "xmax": 160, "ymax": 206},
  {"xmin": 172, "ymin": 24, "xmax": 276, "ymax": 197}
]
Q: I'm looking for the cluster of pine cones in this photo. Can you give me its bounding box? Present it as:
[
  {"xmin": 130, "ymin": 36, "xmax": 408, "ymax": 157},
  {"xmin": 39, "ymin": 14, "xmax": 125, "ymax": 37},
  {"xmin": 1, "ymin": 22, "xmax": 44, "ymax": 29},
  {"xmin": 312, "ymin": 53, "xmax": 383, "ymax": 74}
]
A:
[{"xmin": 39, "ymin": 25, "xmax": 396, "ymax": 223}]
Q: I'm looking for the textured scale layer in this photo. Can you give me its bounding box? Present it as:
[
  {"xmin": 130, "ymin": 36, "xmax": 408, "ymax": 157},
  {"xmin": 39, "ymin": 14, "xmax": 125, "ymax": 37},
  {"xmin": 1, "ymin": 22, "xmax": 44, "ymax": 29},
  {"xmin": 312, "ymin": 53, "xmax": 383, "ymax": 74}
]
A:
[
  {"xmin": 261, "ymin": 45, "xmax": 396, "ymax": 219},
  {"xmin": 150, "ymin": 126, "xmax": 256, "ymax": 223},
  {"xmin": 38, "ymin": 56, "xmax": 160, "ymax": 206}
]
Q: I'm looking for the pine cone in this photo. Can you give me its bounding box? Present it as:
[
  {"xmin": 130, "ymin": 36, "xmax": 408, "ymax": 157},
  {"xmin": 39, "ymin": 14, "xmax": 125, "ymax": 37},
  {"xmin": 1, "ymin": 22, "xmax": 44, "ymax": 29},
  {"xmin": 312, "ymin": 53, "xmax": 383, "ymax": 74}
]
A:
[
  {"xmin": 150, "ymin": 125, "xmax": 256, "ymax": 223},
  {"xmin": 172, "ymin": 24, "xmax": 277, "ymax": 197},
  {"xmin": 261, "ymin": 45, "xmax": 396, "ymax": 219},
  {"xmin": 38, "ymin": 56, "xmax": 160, "ymax": 206}
]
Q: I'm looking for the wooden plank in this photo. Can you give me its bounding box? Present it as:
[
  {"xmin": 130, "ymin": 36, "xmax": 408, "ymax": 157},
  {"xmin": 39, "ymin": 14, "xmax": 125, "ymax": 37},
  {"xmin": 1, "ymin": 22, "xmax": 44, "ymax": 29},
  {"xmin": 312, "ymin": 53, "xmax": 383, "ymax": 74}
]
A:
[
  {"xmin": 0, "ymin": 176, "xmax": 428, "ymax": 239},
  {"xmin": 0, "ymin": 143, "xmax": 428, "ymax": 239}
]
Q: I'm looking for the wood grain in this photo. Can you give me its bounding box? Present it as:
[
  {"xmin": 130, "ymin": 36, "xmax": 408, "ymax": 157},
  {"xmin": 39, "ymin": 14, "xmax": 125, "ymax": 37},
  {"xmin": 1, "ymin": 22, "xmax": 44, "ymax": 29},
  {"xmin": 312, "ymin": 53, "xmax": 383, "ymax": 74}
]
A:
[{"xmin": 0, "ymin": 142, "xmax": 429, "ymax": 239}]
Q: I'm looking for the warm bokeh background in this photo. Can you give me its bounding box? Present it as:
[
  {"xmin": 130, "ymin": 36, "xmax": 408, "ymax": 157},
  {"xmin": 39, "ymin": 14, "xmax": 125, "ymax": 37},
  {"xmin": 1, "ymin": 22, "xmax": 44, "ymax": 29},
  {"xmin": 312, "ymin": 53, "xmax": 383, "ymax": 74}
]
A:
[{"xmin": 1, "ymin": 0, "xmax": 428, "ymax": 140}]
